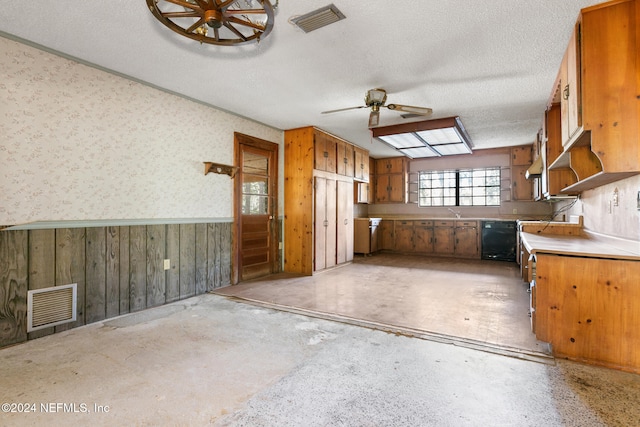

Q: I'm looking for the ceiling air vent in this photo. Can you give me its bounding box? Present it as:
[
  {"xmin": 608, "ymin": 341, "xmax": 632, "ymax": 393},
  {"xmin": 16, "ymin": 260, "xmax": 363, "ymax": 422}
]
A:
[{"xmin": 291, "ymin": 4, "xmax": 346, "ymax": 33}]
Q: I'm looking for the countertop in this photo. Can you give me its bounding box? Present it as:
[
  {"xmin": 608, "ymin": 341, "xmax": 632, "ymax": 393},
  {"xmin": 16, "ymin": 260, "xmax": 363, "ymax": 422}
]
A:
[{"xmin": 520, "ymin": 230, "xmax": 640, "ymax": 261}]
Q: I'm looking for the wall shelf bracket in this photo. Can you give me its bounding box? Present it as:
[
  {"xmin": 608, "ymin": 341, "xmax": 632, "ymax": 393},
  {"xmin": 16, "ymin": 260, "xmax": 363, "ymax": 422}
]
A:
[{"xmin": 204, "ymin": 162, "xmax": 238, "ymax": 178}]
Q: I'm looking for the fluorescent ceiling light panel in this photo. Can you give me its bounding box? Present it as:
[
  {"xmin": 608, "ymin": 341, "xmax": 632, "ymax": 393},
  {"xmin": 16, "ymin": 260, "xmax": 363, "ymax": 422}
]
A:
[
  {"xmin": 378, "ymin": 133, "xmax": 423, "ymax": 149},
  {"xmin": 431, "ymin": 142, "xmax": 472, "ymax": 155},
  {"xmin": 372, "ymin": 116, "xmax": 473, "ymax": 159},
  {"xmin": 417, "ymin": 128, "xmax": 462, "ymax": 144},
  {"xmin": 399, "ymin": 146, "xmax": 440, "ymax": 158}
]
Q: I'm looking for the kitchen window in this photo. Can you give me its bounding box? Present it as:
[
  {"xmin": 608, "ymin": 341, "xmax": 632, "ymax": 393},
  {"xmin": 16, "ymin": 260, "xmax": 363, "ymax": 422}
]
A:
[{"xmin": 418, "ymin": 167, "xmax": 500, "ymax": 207}]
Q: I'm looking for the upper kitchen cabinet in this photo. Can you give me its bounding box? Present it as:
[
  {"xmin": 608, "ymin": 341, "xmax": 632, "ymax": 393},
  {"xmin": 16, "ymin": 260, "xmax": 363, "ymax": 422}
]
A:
[
  {"xmin": 336, "ymin": 139, "xmax": 355, "ymax": 177},
  {"xmin": 353, "ymin": 146, "xmax": 370, "ymax": 182},
  {"xmin": 314, "ymin": 130, "xmax": 338, "ymax": 173},
  {"xmin": 548, "ymin": 0, "xmax": 640, "ymax": 192},
  {"xmin": 511, "ymin": 145, "xmax": 534, "ymax": 201},
  {"xmin": 374, "ymin": 157, "xmax": 408, "ymax": 203}
]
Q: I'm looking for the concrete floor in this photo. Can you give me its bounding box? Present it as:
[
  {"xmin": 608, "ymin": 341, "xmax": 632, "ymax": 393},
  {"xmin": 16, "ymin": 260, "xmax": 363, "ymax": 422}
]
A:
[
  {"xmin": 217, "ymin": 254, "xmax": 548, "ymax": 359},
  {"xmin": 2, "ymin": 255, "xmax": 640, "ymax": 426}
]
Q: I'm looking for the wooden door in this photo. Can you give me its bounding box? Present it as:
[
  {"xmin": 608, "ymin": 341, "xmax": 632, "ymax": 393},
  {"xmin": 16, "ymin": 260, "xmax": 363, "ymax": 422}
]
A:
[
  {"xmin": 388, "ymin": 173, "xmax": 405, "ymax": 202},
  {"xmin": 379, "ymin": 220, "xmax": 394, "ymax": 250},
  {"xmin": 336, "ymin": 141, "xmax": 354, "ymax": 177},
  {"xmin": 234, "ymin": 133, "xmax": 278, "ymax": 282},
  {"xmin": 315, "ymin": 177, "xmax": 337, "ymax": 271},
  {"xmin": 336, "ymin": 180, "xmax": 353, "ymax": 264}
]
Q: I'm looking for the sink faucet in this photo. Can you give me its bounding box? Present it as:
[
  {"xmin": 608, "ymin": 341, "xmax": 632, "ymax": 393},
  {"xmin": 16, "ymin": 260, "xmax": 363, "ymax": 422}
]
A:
[{"xmin": 448, "ymin": 208, "xmax": 461, "ymax": 219}]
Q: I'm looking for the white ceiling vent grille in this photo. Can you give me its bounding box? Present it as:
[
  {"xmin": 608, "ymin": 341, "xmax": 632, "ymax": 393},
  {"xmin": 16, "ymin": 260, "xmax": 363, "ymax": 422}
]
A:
[
  {"xmin": 27, "ymin": 284, "xmax": 77, "ymax": 332},
  {"xmin": 291, "ymin": 4, "xmax": 346, "ymax": 33}
]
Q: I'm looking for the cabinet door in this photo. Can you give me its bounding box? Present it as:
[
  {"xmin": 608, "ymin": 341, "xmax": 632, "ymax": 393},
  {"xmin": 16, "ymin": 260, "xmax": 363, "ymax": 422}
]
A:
[
  {"xmin": 512, "ymin": 165, "xmax": 533, "ymax": 201},
  {"xmin": 353, "ymin": 147, "xmax": 370, "ymax": 181},
  {"xmin": 511, "ymin": 146, "xmax": 532, "ymax": 166},
  {"xmin": 560, "ymin": 25, "xmax": 581, "ymax": 147},
  {"xmin": 355, "ymin": 182, "xmax": 369, "ymax": 204},
  {"xmin": 394, "ymin": 221, "xmax": 414, "ymax": 252},
  {"xmin": 374, "ymin": 175, "xmax": 390, "ymax": 203},
  {"xmin": 388, "ymin": 174, "xmax": 406, "ymax": 203},
  {"xmin": 336, "ymin": 141, "xmax": 355, "ymax": 177},
  {"xmin": 454, "ymin": 226, "xmax": 479, "ymax": 257},
  {"xmin": 314, "ymin": 177, "xmax": 337, "ymax": 271},
  {"xmin": 434, "ymin": 226, "xmax": 455, "ymax": 254},
  {"xmin": 314, "ymin": 132, "xmax": 337, "ymax": 173},
  {"xmin": 379, "ymin": 220, "xmax": 394, "ymax": 250},
  {"xmin": 336, "ymin": 180, "xmax": 354, "ymax": 264},
  {"xmin": 414, "ymin": 225, "xmax": 434, "ymax": 253}
]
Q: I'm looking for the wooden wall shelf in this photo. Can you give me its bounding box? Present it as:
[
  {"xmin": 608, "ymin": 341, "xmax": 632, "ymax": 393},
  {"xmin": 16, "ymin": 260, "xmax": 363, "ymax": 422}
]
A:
[{"xmin": 204, "ymin": 162, "xmax": 238, "ymax": 178}]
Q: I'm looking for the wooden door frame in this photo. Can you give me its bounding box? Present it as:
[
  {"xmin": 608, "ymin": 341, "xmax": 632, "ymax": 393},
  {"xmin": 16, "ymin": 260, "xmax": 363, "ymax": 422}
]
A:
[{"xmin": 232, "ymin": 132, "xmax": 279, "ymax": 285}]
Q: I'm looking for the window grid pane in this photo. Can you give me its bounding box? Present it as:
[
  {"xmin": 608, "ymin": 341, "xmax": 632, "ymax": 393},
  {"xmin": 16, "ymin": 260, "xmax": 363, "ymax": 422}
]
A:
[{"xmin": 418, "ymin": 167, "xmax": 500, "ymax": 207}]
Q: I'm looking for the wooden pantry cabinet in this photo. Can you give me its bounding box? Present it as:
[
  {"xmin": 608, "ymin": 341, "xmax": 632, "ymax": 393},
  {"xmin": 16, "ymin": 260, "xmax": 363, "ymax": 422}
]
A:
[{"xmin": 284, "ymin": 126, "xmax": 361, "ymax": 275}]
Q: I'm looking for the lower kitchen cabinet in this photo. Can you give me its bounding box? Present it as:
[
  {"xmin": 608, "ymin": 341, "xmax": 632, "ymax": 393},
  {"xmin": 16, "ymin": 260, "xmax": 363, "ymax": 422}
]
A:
[
  {"xmin": 535, "ymin": 253, "xmax": 640, "ymax": 373},
  {"xmin": 354, "ymin": 218, "xmax": 381, "ymax": 254},
  {"xmin": 394, "ymin": 220, "xmax": 414, "ymax": 252},
  {"xmin": 434, "ymin": 221, "xmax": 455, "ymax": 255},
  {"xmin": 414, "ymin": 220, "xmax": 434, "ymax": 253},
  {"xmin": 378, "ymin": 219, "xmax": 480, "ymax": 259},
  {"xmin": 454, "ymin": 221, "xmax": 479, "ymax": 257}
]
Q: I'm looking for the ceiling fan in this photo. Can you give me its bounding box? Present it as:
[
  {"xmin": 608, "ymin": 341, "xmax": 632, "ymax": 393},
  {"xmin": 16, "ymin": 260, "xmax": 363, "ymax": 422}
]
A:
[{"xmin": 321, "ymin": 88, "xmax": 433, "ymax": 128}]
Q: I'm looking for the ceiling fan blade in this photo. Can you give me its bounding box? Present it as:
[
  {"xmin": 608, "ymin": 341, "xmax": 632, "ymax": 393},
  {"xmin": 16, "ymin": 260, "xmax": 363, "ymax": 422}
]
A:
[
  {"xmin": 321, "ymin": 105, "xmax": 368, "ymax": 114},
  {"xmin": 386, "ymin": 104, "xmax": 433, "ymax": 116}
]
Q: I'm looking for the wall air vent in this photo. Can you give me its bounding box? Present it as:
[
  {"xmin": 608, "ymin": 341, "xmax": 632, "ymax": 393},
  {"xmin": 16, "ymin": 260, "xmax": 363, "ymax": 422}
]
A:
[
  {"xmin": 27, "ymin": 284, "xmax": 77, "ymax": 332},
  {"xmin": 291, "ymin": 4, "xmax": 346, "ymax": 33}
]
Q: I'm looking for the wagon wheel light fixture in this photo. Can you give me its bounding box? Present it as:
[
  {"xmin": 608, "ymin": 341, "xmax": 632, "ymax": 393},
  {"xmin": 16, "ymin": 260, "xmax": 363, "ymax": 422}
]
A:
[{"xmin": 146, "ymin": 0, "xmax": 276, "ymax": 46}]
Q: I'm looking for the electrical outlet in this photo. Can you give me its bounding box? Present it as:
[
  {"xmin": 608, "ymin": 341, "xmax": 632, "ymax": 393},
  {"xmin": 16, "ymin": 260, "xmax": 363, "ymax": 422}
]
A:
[
  {"xmin": 163, "ymin": 259, "xmax": 170, "ymax": 270},
  {"xmin": 512, "ymin": 209, "xmax": 518, "ymax": 215}
]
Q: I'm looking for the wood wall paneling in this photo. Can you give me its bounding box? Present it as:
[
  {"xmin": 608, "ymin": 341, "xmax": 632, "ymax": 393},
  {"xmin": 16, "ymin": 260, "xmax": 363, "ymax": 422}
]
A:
[
  {"xmin": 129, "ymin": 225, "xmax": 147, "ymax": 312},
  {"xmin": 86, "ymin": 227, "xmax": 107, "ymax": 324},
  {"xmin": 27, "ymin": 229, "xmax": 56, "ymax": 339},
  {"xmin": 0, "ymin": 230, "xmax": 28, "ymax": 347},
  {"xmin": 146, "ymin": 225, "xmax": 166, "ymax": 308},
  {"xmin": 55, "ymin": 228, "xmax": 86, "ymax": 331},
  {"xmin": 195, "ymin": 223, "xmax": 208, "ymax": 295},
  {"xmin": 179, "ymin": 224, "xmax": 196, "ymax": 299},
  {"xmin": 166, "ymin": 224, "xmax": 180, "ymax": 303},
  {"xmin": 119, "ymin": 226, "xmax": 131, "ymax": 315},
  {"xmin": 0, "ymin": 221, "xmax": 232, "ymax": 349},
  {"xmin": 106, "ymin": 226, "xmax": 120, "ymax": 319}
]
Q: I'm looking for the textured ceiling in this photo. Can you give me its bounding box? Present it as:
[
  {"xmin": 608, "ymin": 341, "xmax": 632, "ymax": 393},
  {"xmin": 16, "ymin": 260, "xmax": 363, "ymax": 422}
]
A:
[{"xmin": 0, "ymin": 1, "xmax": 603, "ymax": 158}]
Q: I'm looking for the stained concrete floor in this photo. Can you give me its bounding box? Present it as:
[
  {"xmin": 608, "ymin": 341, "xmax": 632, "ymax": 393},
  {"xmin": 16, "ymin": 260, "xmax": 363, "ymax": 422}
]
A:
[
  {"xmin": 2, "ymin": 254, "xmax": 640, "ymax": 426},
  {"xmin": 216, "ymin": 254, "xmax": 549, "ymax": 359}
]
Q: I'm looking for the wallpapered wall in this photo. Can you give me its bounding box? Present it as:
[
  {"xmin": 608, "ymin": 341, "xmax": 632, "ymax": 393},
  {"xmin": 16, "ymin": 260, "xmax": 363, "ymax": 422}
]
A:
[{"xmin": 0, "ymin": 36, "xmax": 283, "ymax": 225}]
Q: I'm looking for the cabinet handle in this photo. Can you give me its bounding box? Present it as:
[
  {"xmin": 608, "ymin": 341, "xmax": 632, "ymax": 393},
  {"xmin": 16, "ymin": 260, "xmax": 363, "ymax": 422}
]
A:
[
  {"xmin": 323, "ymin": 220, "xmax": 329, "ymax": 227},
  {"xmin": 562, "ymin": 84, "xmax": 570, "ymax": 100},
  {"xmin": 344, "ymin": 219, "xmax": 348, "ymax": 225},
  {"xmin": 324, "ymin": 151, "xmax": 329, "ymax": 158},
  {"xmin": 344, "ymin": 157, "xmax": 348, "ymax": 164}
]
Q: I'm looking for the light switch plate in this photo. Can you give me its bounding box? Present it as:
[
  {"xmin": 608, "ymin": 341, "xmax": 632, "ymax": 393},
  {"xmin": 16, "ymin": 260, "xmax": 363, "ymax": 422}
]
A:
[{"xmin": 163, "ymin": 259, "xmax": 170, "ymax": 270}]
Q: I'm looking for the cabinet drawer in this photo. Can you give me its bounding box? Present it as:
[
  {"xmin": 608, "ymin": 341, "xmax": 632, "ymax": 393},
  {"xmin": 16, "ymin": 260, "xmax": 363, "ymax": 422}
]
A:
[
  {"xmin": 397, "ymin": 220, "xmax": 414, "ymax": 226},
  {"xmin": 434, "ymin": 220, "xmax": 454, "ymax": 227},
  {"xmin": 456, "ymin": 220, "xmax": 478, "ymax": 228},
  {"xmin": 416, "ymin": 220, "xmax": 433, "ymax": 227}
]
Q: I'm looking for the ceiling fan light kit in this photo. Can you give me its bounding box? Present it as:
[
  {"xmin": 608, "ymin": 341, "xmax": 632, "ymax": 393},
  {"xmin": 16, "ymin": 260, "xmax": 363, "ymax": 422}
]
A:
[{"xmin": 146, "ymin": 0, "xmax": 276, "ymax": 46}]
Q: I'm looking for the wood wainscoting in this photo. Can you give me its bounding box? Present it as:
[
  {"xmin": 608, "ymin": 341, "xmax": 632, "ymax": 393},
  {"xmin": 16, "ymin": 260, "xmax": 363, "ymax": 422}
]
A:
[{"xmin": 0, "ymin": 221, "xmax": 232, "ymax": 349}]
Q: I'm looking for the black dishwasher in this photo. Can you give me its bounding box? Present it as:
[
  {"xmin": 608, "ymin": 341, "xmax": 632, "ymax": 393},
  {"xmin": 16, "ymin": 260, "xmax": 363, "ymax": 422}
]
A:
[{"xmin": 481, "ymin": 220, "xmax": 517, "ymax": 261}]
